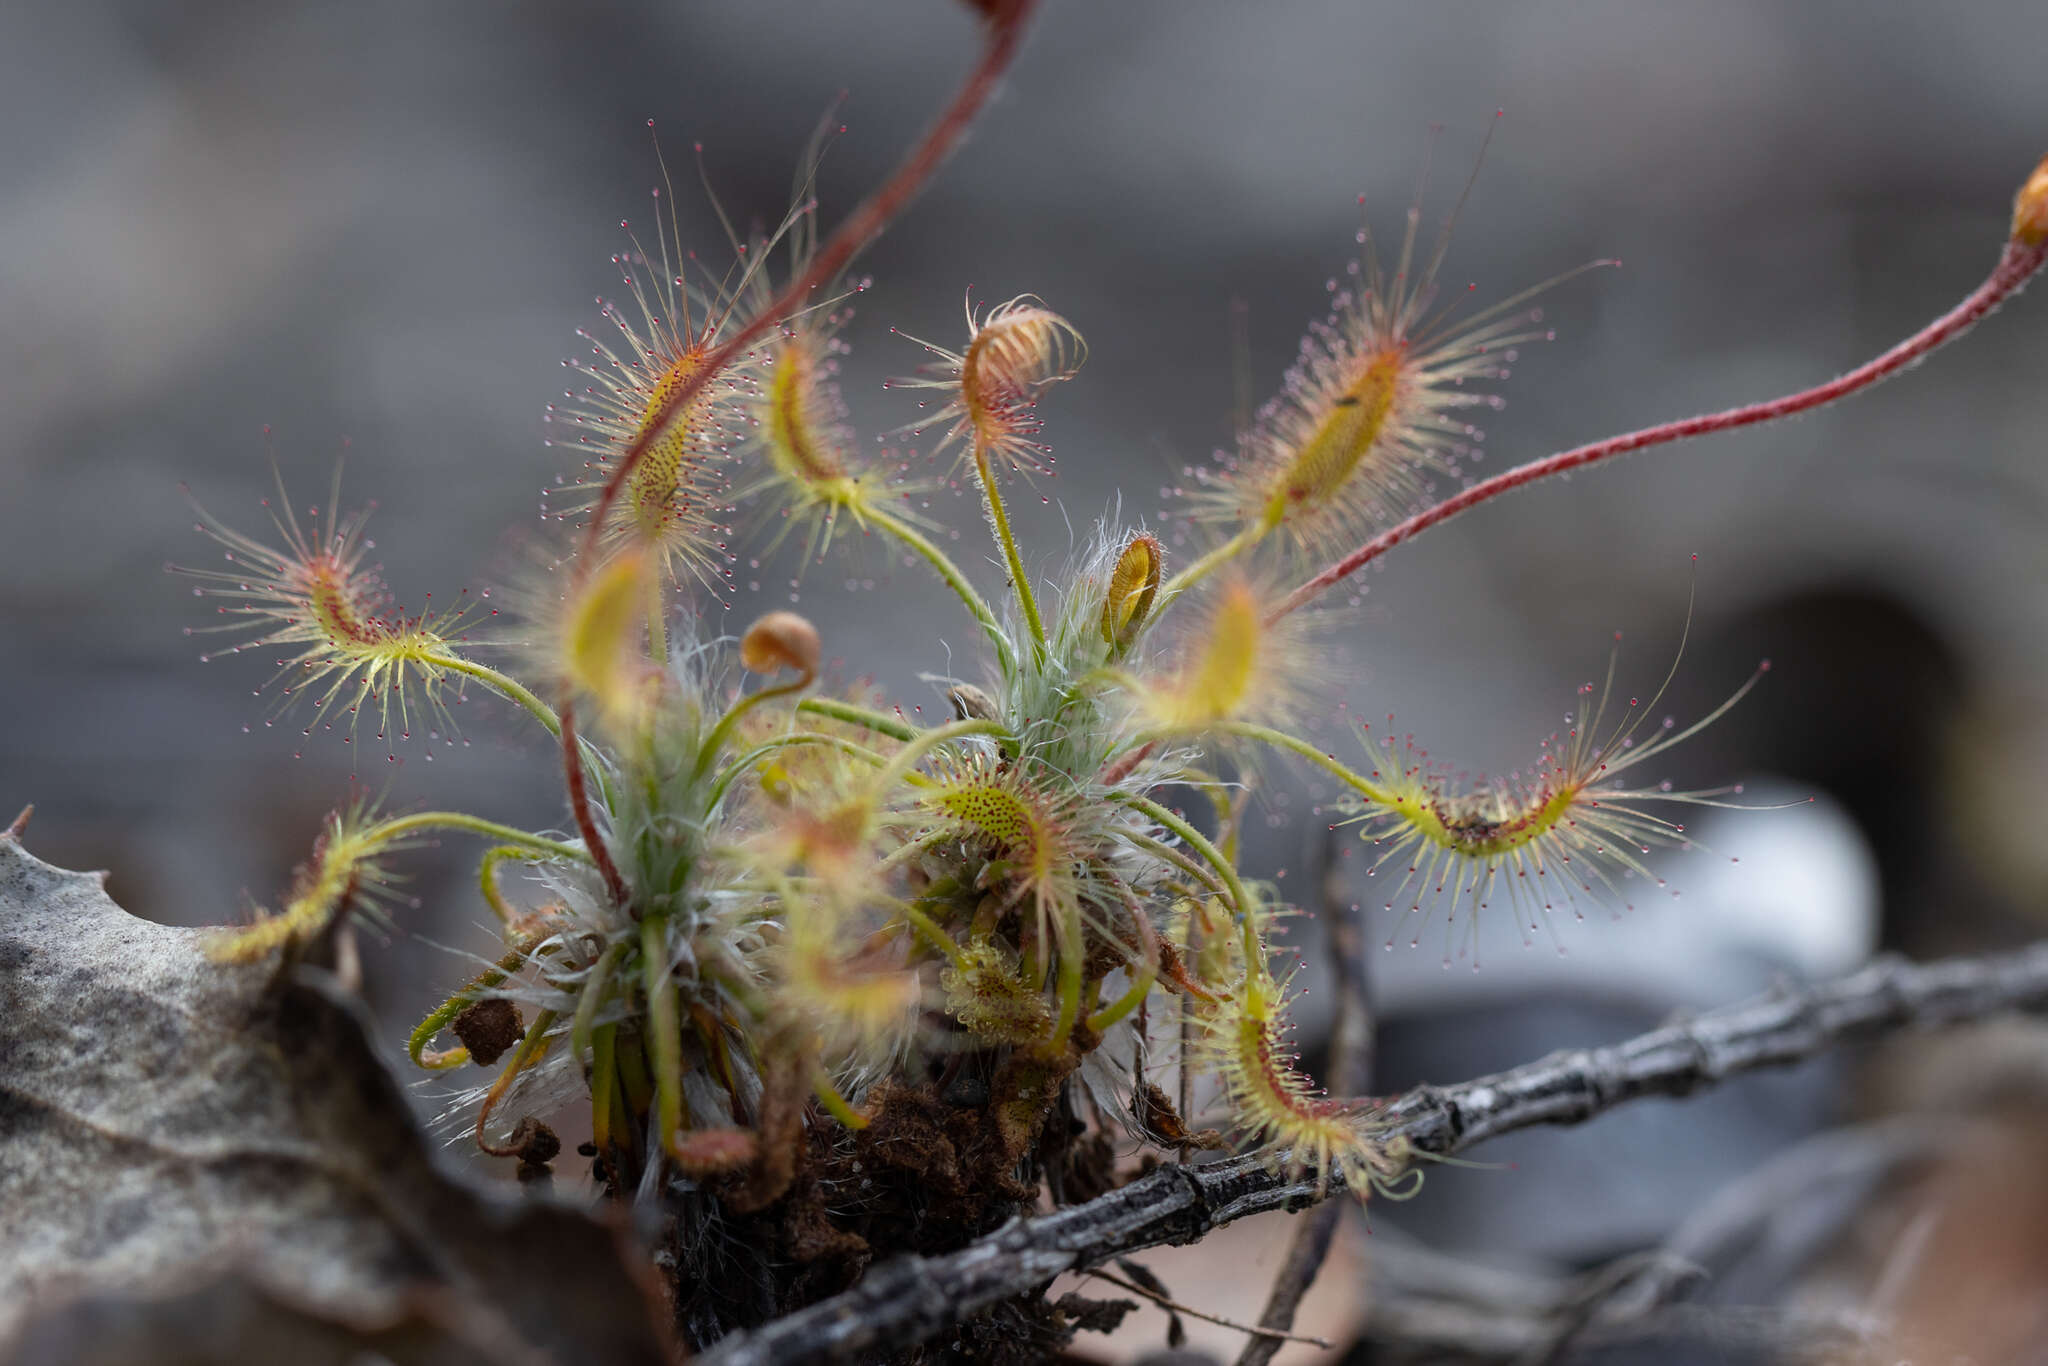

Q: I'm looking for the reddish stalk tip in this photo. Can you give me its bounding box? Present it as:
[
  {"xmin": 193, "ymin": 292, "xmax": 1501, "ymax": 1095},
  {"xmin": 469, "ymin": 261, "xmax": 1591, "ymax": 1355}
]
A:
[{"xmin": 2015, "ymin": 152, "xmax": 2048, "ymax": 247}]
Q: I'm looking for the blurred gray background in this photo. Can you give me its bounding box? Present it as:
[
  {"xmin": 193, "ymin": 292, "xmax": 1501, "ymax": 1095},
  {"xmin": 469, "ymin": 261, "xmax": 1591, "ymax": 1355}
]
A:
[{"xmin": 5, "ymin": 0, "xmax": 2047, "ymax": 1299}]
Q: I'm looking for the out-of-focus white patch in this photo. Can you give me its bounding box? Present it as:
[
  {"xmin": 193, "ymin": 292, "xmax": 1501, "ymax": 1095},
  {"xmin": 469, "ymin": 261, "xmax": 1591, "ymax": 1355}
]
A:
[
  {"xmin": 1364, "ymin": 774, "xmax": 1880, "ymax": 1014},
  {"xmin": 1678, "ymin": 777, "xmax": 1879, "ymax": 980}
]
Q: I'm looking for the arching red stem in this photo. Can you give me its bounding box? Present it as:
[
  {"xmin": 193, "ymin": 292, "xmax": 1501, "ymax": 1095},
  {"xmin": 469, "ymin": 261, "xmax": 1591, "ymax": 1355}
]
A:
[
  {"xmin": 555, "ymin": 3, "xmax": 1040, "ymax": 897},
  {"xmin": 1274, "ymin": 236, "xmax": 2048, "ymax": 620},
  {"xmin": 560, "ymin": 702, "xmax": 631, "ymax": 908},
  {"xmin": 570, "ymin": 2, "xmax": 1040, "ymax": 584}
]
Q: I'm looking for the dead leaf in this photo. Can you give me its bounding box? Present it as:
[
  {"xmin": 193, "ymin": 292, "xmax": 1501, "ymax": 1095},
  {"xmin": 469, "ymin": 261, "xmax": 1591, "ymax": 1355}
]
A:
[{"xmin": 0, "ymin": 836, "xmax": 672, "ymax": 1365}]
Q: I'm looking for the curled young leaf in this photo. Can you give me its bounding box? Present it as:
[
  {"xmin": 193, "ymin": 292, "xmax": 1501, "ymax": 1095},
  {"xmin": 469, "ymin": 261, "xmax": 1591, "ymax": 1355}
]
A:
[{"xmin": 1099, "ymin": 533, "xmax": 1161, "ymax": 651}]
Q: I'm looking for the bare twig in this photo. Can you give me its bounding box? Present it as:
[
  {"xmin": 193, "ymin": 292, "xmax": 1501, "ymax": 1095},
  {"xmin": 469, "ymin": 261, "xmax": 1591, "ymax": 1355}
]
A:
[
  {"xmin": 1366, "ymin": 1295, "xmax": 1895, "ymax": 1365},
  {"xmin": 698, "ymin": 941, "xmax": 2048, "ymax": 1366},
  {"xmin": 1083, "ymin": 1269, "xmax": 1332, "ymax": 1348},
  {"xmin": 1357, "ymin": 1120, "xmax": 1962, "ymax": 1363},
  {"xmin": 1237, "ymin": 1208, "xmax": 1341, "ymax": 1366},
  {"xmin": 1356, "ymin": 1219, "xmax": 1899, "ymax": 1363},
  {"xmin": 1514, "ymin": 1250, "xmax": 1703, "ymax": 1366}
]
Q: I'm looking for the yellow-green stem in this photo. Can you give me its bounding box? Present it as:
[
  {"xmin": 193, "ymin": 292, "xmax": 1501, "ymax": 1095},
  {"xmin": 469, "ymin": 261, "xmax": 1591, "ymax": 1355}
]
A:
[
  {"xmin": 890, "ymin": 898, "xmax": 968, "ymax": 967},
  {"xmin": 697, "ymin": 948, "xmax": 771, "ymax": 1020},
  {"xmin": 366, "ymin": 811, "xmax": 589, "ymax": 864},
  {"xmin": 1178, "ymin": 918, "xmax": 1199, "ymax": 1163},
  {"xmin": 1049, "ymin": 923, "xmax": 1084, "ymax": 1045},
  {"xmin": 813, "ymin": 1069, "xmax": 869, "ymax": 1130},
  {"xmin": 797, "ymin": 696, "xmax": 922, "ymax": 743},
  {"xmin": 694, "ymin": 676, "xmax": 813, "ymax": 787},
  {"xmin": 646, "ymin": 572, "xmax": 668, "ymax": 664},
  {"xmin": 590, "ymin": 1022, "xmax": 619, "ymax": 1152},
  {"xmin": 1087, "ymin": 965, "xmax": 1157, "ymax": 1032},
  {"xmin": 867, "ymin": 504, "xmax": 1014, "ymax": 672},
  {"xmin": 1157, "ymin": 519, "xmax": 1269, "ymax": 606},
  {"xmin": 477, "ymin": 845, "xmax": 542, "ymax": 925},
  {"xmin": 708, "ymin": 731, "xmax": 901, "ymax": 812},
  {"xmin": 642, "ymin": 917, "xmax": 685, "ymax": 1158},
  {"xmin": 406, "ymin": 935, "xmax": 545, "ymax": 1070},
  {"xmin": 974, "ymin": 445, "xmax": 1046, "ymax": 654},
  {"xmin": 1141, "ymin": 721, "xmax": 1391, "ymax": 803},
  {"xmin": 615, "ymin": 1029, "xmax": 653, "ymax": 1115},
  {"xmin": 571, "ymin": 941, "xmax": 626, "ymax": 1071},
  {"xmin": 1120, "ymin": 830, "xmax": 1233, "ymax": 904},
  {"xmin": 475, "ymin": 1008, "xmax": 558, "ymax": 1154},
  {"xmin": 874, "ymin": 717, "xmax": 1008, "ymax": 794},
  {"xmin": 877, "ymin": 829, "xmax": 951, "ymax": 876},
  {"xmin": 1112, "ymin": 792, "xmax": 1253, "ymax": 927},
  {"xmin": 436, "ymin": 655, "xmax": 562, "ymax": 738},
  {"xmin": 1207, "ymin": 780, "xmax": 1248, "ymax": 864}
]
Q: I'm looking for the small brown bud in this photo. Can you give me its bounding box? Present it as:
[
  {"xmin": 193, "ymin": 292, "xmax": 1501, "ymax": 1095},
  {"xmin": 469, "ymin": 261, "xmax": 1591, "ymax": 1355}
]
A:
[
  {"xmin": 740, "ymin": 611, "xmax": 821, "ymax": 678},
  {"xmin": 2015, "ymin": 153, "xmax": 2048, "ymax": 248},
  {"xmin": 452, "ymin": 997, "xmax": 524, "ymax": 1067},
  {"xmin": 1134, "ymin": 1082, "xmax": 1224, "ymax": 1152},
  {"xmin": 947, "ymin": 683, "xmax": 1002, "ymax": 722},
  {"xmin": 509, "ymin": 1115, "xmax": 561, "ymax": 1166},
  {"xmin": 1100, "ymin": 533, "xmax": 1162, "ymax": 650}
]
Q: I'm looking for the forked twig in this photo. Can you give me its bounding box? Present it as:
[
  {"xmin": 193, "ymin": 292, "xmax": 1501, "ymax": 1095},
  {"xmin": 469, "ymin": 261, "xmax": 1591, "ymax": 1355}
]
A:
[{"xmin": 1083, "ymin": 1268, "xmax": 1333, "ymax": 1349}]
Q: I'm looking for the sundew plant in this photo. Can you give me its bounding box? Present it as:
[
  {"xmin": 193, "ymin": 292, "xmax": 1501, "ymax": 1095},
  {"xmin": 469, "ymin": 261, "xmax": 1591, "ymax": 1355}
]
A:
[{"xmin": 168, "ymin": 3, "xmax": 2048, "ymax": 1349}]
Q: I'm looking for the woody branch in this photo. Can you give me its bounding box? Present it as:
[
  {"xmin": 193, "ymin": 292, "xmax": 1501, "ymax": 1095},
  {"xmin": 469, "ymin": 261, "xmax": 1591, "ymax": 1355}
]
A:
[{"xmin": 701, "ymin": 938, "xmax": 2048, "ymax": 1366}]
